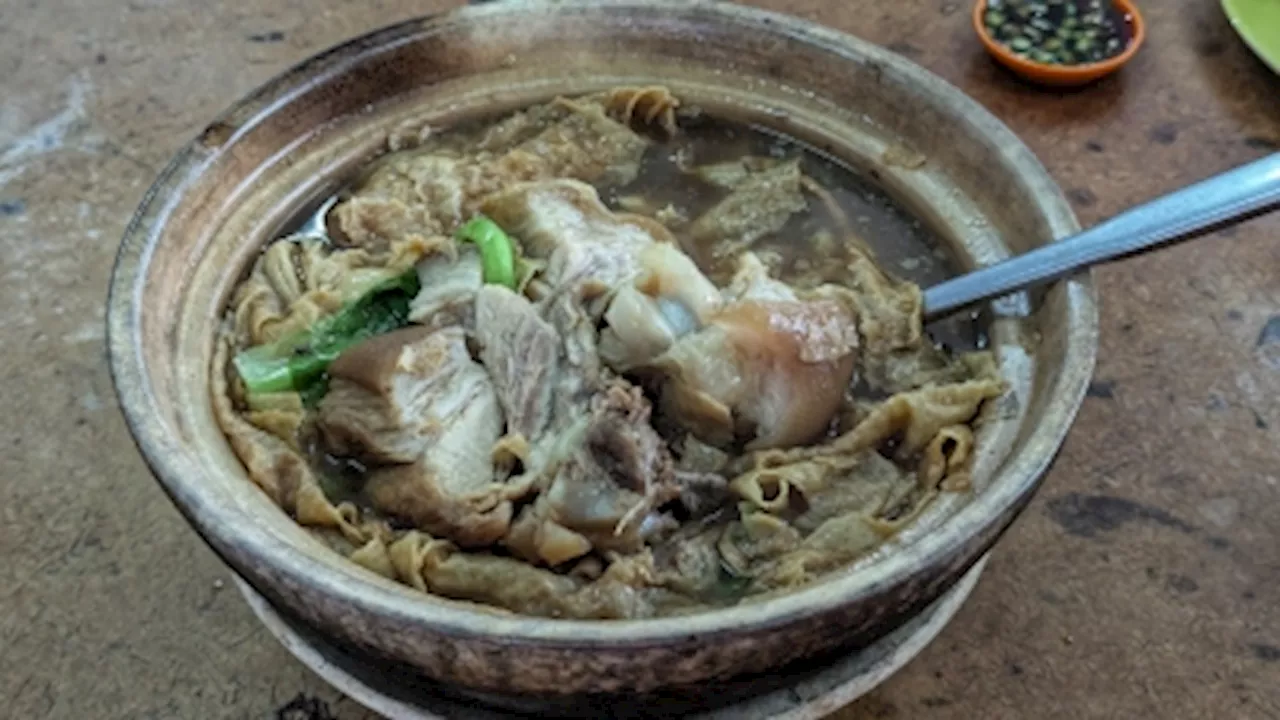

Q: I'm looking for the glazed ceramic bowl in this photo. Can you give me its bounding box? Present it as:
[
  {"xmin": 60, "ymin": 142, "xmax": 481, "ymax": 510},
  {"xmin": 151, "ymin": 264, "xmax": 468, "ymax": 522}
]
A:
[
  {"xmin": 107, "ymin": 0, "xmax": 1097, "ymax": 710},
  {"xmin": 973, "ymin": 0, "xmax": 1146, "ymax": 87}
]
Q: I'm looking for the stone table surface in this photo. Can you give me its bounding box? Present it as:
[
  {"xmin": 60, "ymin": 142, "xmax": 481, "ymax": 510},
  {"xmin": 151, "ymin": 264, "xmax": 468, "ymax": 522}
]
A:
[{"xmin": 2, "ymin": 0, "xmax": 1277, "ymax": 718}]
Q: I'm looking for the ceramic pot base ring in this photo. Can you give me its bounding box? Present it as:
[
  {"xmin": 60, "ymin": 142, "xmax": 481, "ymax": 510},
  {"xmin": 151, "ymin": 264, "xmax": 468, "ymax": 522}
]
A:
[{"xmin": 236, "ymin": 556, "xmax": 987, "ymax": 719}]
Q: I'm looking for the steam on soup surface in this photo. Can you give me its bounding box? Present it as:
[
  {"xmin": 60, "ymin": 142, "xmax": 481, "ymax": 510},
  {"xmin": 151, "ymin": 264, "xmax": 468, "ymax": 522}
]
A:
[{"xmin": 212, "ymin": 87, "xmax": 1003, "ymax": 619}]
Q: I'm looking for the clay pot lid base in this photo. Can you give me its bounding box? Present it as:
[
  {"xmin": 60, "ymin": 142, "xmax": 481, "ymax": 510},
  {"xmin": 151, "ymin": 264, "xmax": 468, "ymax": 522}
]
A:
[{"xmin": 236, "ymin": 556, "xmax": 987, "ymax": 719}]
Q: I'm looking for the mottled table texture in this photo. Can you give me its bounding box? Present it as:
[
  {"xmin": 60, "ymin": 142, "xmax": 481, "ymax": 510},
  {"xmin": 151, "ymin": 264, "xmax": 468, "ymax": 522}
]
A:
[{"xmin": 2, "ymin": 0, "xmax": 1276, "ymax": 718}]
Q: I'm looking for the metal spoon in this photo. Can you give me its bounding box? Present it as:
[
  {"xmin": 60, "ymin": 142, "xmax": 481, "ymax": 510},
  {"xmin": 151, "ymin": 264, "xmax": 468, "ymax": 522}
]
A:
[
  {"xmin": 294, "ymin": 194, "xmax": 339, "ymax": 239},
  {"xmin": 922, "ymin": 153, "xmax": 1280, "ymax": 321}
]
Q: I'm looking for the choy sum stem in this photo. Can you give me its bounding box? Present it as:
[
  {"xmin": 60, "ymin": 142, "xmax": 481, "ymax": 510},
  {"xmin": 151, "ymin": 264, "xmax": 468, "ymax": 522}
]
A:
[
  {"xmin": 233, "ymin": 269, "xmax": 421, "ymax": 400},
  {"xmin": 457, "ymin": 215, "xmax": 517, "ymax": 290}
]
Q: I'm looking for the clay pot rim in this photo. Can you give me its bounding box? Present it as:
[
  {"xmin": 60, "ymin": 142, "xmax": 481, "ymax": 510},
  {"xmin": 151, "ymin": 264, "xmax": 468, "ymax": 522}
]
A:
[{"xmin": 107, "ymin": 0, "xmax": 1097, "ymax": 648}]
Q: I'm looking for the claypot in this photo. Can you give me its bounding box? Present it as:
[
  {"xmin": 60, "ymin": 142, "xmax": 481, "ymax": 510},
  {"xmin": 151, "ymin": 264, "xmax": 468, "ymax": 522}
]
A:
[{"xmin": 107, "ymin": 0, "xmax": 1097, "ymax": 711}]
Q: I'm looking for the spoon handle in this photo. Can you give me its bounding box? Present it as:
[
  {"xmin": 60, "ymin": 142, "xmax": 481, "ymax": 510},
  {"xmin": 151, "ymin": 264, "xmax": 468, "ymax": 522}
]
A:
[{"xmin": 921, "ymin": 152, "xmax": 1280, "ymax": 320}]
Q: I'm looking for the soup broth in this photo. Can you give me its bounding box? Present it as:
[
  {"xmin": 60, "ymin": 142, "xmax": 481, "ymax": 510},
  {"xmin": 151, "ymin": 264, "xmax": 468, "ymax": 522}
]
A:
[{"xmin": 212, "ymin": 87, "xmax": 1003, "ymax": 619}]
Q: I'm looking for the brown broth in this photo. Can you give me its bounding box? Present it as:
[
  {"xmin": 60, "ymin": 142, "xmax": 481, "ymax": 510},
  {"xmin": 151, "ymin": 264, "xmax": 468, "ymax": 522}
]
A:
[
  {"xmin": 220, "ymin": 96, "xmax": 1013, "ymax": 617},
  {"xmin": 287, "ymin": 112, "xmax": 986, "ymax": 356},
  {"xmin": 292, "ymin": 111, "xmax": 990, "ymax": 512},
  {"xmin": 598, "ymin": 116, "xmax": 987, "ymax": 353}
]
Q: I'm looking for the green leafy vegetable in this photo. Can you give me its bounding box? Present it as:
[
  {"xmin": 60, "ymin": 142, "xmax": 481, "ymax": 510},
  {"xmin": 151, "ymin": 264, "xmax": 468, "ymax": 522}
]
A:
[
  {"xmin": 233, "ymin": 269, "xmax": 421, "ymax": 400},
  {"xmin": 234, "ymin": 216, "xmax": 517, "ymax": 404},
  {"xmin": 456, "ymin": 215, "xmax": 517, "ymax": 289},
  {"xmin": 298, "ymin": 378, "xmax": 332, "ymax": 409}
]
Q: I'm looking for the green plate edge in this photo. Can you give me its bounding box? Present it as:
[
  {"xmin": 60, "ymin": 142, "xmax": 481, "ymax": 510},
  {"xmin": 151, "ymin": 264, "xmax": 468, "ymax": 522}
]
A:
[{"xmin": 1222, "ymin": 0, "xmax": 1280, "ymax": 73}]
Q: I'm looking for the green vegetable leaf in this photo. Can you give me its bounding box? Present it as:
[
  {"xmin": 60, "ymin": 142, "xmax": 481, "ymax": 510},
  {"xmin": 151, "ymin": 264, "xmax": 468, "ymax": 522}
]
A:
[
  {"xmin": 298, "ymin": 377, "xmax": 331, "ymax": 409},
  {"xmin": 456, "ymin": 215, "xmax": 517, "ymax": 289},
  {"xmin": 233, "ymin": 269, "xmax": 421, "ymax": 400}
]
